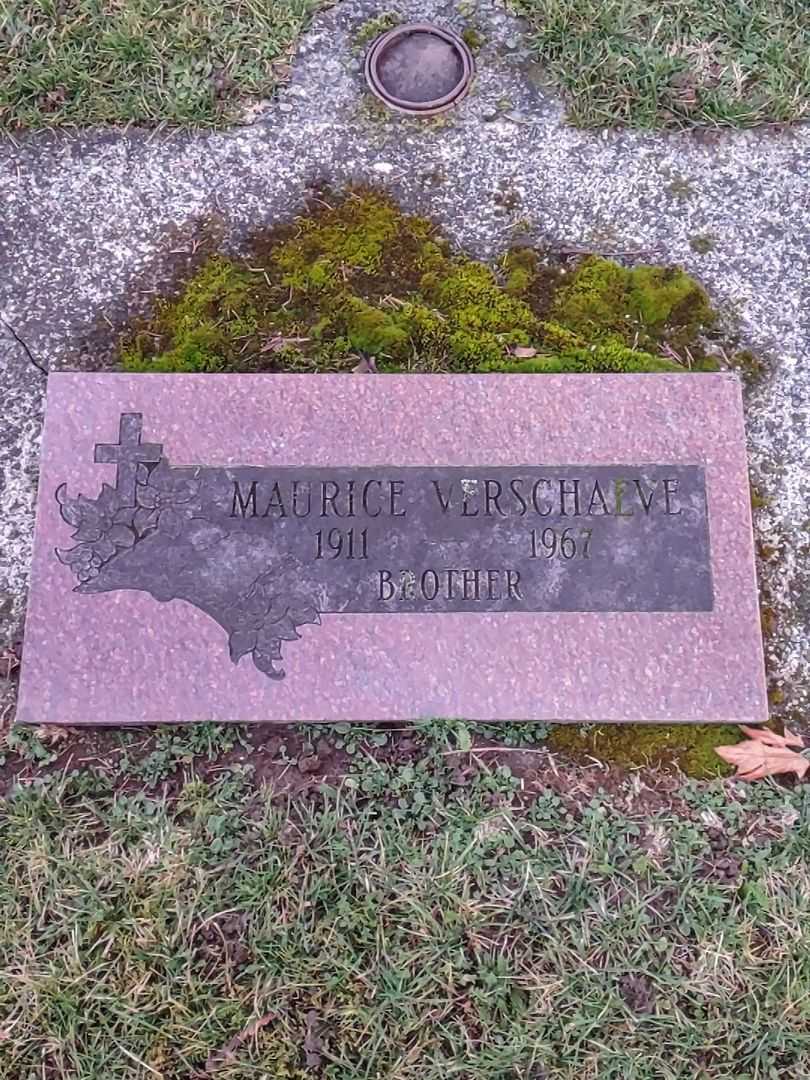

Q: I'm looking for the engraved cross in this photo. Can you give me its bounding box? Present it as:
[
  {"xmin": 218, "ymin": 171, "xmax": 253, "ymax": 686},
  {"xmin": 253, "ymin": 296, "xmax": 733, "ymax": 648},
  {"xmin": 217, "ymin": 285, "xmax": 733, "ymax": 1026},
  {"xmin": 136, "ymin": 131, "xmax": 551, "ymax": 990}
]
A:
[{"xmin": 94, "ymin": 413, "xmax": 163, "ymax": 506}]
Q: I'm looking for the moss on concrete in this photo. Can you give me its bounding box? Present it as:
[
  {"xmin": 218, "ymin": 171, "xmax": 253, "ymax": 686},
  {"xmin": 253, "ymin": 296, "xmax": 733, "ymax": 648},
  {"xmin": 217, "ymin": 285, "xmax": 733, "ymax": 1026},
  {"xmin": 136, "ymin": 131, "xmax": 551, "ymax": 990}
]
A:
[
  {"xmin": 461, "ymin": 26, "xmax": 485, "ymax": 52},
  {"xmin": 548, "ymin": 723, "xmax": 741, "ymax": 778},
  {"xmin": 689, "ymin": 234, "xmax": 716, "ymax": 255},
  {"xmin": 122, "ymin": 256, "xmax": 261, "ymax": 372},
  {"xmin": 353, "ymin": 12, "xmax": 400, "ymax": 52},
  {"xmin": 549, "ymin": 255, "xmax": 718, "ymax": 365},
  {"xmin": 122, "ymin": 188, "xmax": 734, "ymax": 376}
]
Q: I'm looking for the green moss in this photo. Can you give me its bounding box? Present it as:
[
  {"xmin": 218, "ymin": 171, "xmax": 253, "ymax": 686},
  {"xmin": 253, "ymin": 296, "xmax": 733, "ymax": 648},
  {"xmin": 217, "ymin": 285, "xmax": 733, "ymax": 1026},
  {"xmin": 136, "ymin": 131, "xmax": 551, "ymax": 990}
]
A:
[
  {"xmin": 483, "ymin": 340, "xmax": 682, "ymax": 375},
  {"xmin": 357, "ymin": 93, "xmax": 391, "ymax": 123},
  {"xmin": 750, "ymin": 484, "xmax": 769, "ymax": 511},
  {"xmin": 341, "ymin": 297, "xmax": 409, "ymax": 355},
  {"xmin": 666, "ymin": 176, "xmax": 696, "ymax": 201},
  {"xmin": 124, "ymin": 329, "xmax": 224, "ymax": 373},
  {"xmin": 494, "ymin": 188, "xmax": 521, "ymax": 213},
  {"xmin": 730, "ymin": 348, "xmax": 767, "ymax": 383},
  {"xmin": 689, "ymin": 234, "xmax": 716, "ymax": 255},
  {"xmin": 122, "ymin": 256, "xmax": 263, "ymax": 372},
  {"xmin": 502, "ymin": 247, "xmax": 538, "ymax": 273},
  {"xmin": 272, "ymin": 193, "xmax": 415, "ymax": 290},
  {"xmin": 461, "ymin": 26, "xmax": 485, "ymax": 52},
  {"xmin": 551, "ymin": 256, "xmax": 627, "ymax": 336},
  {"xmin": 353, "ymin": 12, "xmax": 400, "ymax": 51},
  {"xmin": 548, "ymin": 723, "xmax": 741, "ymax": 778},
  {"xmin": 629, "ymin": 265, "xmax": 710, "ymax": 328},
  {"xmin": 550, "ymin": 256, "xmax": 717, "ymax": 363},
  {"xmin": 761, "ymin": 605, "xmax": 777, "ymax": 638},
  {"xmin": 122, "ymin": 188, "xmax": 735, "ymax": 377},
  {"xmin": 426, "ymin": 259, "xmax": 539, "ymax": 365},
  {"xmin": 504, "ymin": 267, "xmax": 533, "ymax": 296}
]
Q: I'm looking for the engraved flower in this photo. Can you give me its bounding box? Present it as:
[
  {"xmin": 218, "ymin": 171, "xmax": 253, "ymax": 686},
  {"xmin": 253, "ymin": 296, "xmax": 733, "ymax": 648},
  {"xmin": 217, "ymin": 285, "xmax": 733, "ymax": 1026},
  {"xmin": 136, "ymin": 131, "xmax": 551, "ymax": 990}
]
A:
[
  {"xmin": 57, "ymin": 482, "xmax": 137, "ymax": 549},
  {"xmin": 57, "ymin": 543, "xmax": 106, "ymax": 583},
  {"xmin": 55, "ymin": 482, "xmax": 137, "ymax": 582},
  {"xmin": 134, "ymin": 461, "xmax": 200, "ymax": 539}
]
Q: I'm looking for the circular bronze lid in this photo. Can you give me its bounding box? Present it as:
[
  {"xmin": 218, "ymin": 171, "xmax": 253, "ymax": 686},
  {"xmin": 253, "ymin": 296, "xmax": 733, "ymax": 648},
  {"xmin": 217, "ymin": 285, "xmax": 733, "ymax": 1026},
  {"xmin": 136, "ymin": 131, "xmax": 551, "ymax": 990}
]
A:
[{"xmin": 365, "ymin": 23, "xmax": 475, "ymax": 116}]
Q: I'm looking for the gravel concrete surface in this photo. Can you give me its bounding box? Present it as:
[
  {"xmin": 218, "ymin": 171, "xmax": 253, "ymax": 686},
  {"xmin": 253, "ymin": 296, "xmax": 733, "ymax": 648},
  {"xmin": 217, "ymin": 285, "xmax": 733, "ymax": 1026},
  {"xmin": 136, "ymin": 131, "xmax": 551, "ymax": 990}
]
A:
[{"xmin": 1, "ymin": 0, "xmax": 808, "ymax": 722}]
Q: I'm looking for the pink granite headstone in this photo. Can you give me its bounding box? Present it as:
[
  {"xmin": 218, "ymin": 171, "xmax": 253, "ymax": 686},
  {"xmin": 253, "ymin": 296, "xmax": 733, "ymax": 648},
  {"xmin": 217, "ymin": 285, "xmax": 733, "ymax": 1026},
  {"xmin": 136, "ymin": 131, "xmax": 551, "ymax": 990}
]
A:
[{"xmin": 17, "ymin": 372, "xmax": 767, "ymax": 726}]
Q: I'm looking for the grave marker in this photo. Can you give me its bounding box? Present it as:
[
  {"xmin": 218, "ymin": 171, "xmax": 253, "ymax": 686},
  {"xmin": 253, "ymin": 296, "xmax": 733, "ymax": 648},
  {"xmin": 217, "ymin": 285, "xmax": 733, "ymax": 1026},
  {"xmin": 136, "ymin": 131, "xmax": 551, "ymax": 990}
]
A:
[{"xmin": 17, "ymin": 372, "xmax": 767, "ymax": 726}]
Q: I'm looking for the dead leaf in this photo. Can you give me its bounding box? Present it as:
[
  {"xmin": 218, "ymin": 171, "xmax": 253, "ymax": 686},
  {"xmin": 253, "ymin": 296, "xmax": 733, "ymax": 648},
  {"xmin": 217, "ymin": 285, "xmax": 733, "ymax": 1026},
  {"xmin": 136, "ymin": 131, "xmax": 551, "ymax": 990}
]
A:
[
  {"xmin": 0, "ymin": 647, "xmax": 20, "ymax": 679},
  {"xmin": 303, "ymin": 1010, "xmax": 324, "ymax": 1070},
  {"xmin": 211, "ymin": 68, "xmax": 235, "ymax": 96},
  {"xmin": 715, "ymin": 725, "xmax": 809, "ymax": 782},
  {"xmin": 260, "ymin": 335, "xmax": 309, "ymax": 354},
  {"xmin": 272, "ymin": 62, "xmax": 292, "ymax": 81},
  {"xmin": 352, "ymin": 355, "xmax": 378, "ymax": 373},
  {"xmin": 34, "ymin": 725, "xmax": 73, "ymax": 747},
  {"xmin": 676, "ymin": 87, "xmax": 698, "ymax": 107},
  {"xmin": 40, "ymin": 87, "xmax": 67, "ymax": 110},
  {"xmin": 205, "ymin": 1012, "xmax": 275, "ymax": 1074},
  {"xmin": 510, "ymin": 346, "xmax": 537, "ymax": 358},
  {"xmin": 738, "ymin": 724, "xmax": 805, "ymax": 749},
  {"xmin": 237, "ymin": 98, "xmax": 273, "ymax": 125}
]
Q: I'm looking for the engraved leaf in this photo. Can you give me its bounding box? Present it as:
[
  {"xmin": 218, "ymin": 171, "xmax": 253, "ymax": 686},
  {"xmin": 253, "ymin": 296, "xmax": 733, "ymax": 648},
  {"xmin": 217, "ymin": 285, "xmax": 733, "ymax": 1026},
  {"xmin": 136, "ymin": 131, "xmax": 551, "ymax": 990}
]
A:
[
  {"xmin": 715, "ymin": 725, "xmax": 809, "ymax": 781},
  {"xmin": 189, "ymin": 522, "xmax": 228, "ymax": 552},
  {"xmin": 264, "ymin": 596, "xmax": 291, "ymax": 623},
  {"xmin": 253, "ymin": 649, "xmax": 285, "ymax": 680},
  {"xmin": 113, "ymin": 506, "xmax": 137, "ymax": 527},
  {"xmin": 145, "ymin": 461, "xmax": 200, "ymax": 503},
  {"xmin": 290, "ymin": 606, "xmax": 321, "ymax": 626},
  {"xmin": 133, "ymin": 506, "xmax": 159, "ymax": 537},
  {"xmin": 56, "ymin": 545, "xmax": 90, "ymax": 566},
  {"xmin": 96, "ymin": 483, "xmax": 120, "ymax": 514},
  {"xmin": 224, "ymin": 560, "xmax": 320, "ymax": 682},
  {"xmin": 230, "ymin": 592, "xmax": 269, "ymax": 630},
  {"xmin": 136, "ymin": 484, "xmax": 159, "ymax": 509},
  {"xmin": 93, "ymin": 536, "xmax": 116, "ymax": 561},
  {"xmin": 228, "ymin": 629, "xmax": 256, "ymax": 663},
  {"xmin": 107, "ymin": 524, "xmax": 135, "ymax": 549},
  {"xmin": 159, "ymin": 507, "xmax": 185, "ymax": 538},
  {"xmin": 72, "ymin": 523, "xmax": 103, "ymax": 542},
  {"xmin": 254, "ymin": 634, "xmax": 282, "ymax": 659},
  {"xmin": 169, "ymin": 477, "xmax": 200, "ymax": 504},
  {"xmin": 55, "ymin": 483, "xmax": 82, "ymax": 527},
  {"xmin": 267, "ymin": 614, "xmax": 301, "ymax": 642}
]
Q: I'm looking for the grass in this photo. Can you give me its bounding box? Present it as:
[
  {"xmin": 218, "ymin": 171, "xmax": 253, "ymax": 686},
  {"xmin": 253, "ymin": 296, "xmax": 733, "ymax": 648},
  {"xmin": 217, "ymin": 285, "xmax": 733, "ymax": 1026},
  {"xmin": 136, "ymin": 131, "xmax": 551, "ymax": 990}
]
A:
[
  {"xmin": 514, "ymin": 0, "xmax": 810, "ymax": 128},
  {"xmin": 0, "ymin": 0, "xmax": 319, "ymax": 129},
  {"xmin": 2, "ymin": 0, "xmax": 809, "ymax": 128},
  {"xmin": 0, "ymin": 746, "xmax": 809, "ymax": 1079}
]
